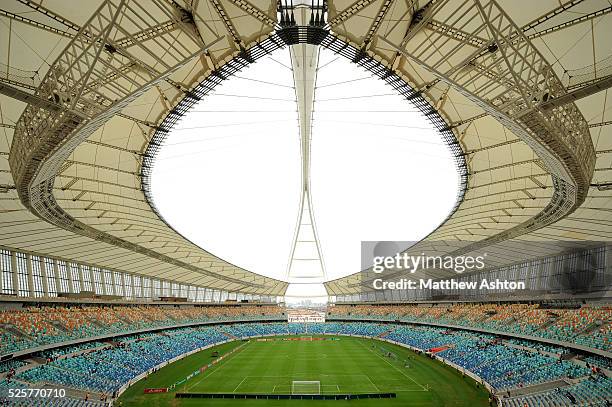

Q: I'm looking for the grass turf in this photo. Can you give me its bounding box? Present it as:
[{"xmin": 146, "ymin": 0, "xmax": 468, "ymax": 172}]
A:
[{"xmin": 117, "ymin": 336, "xmax": 490, "ymax": 406}]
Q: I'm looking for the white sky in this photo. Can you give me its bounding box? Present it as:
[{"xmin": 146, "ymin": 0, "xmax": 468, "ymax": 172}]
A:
[{"xmin": 151, "ymin": 47, "xmax": 459, "ymax": 300}]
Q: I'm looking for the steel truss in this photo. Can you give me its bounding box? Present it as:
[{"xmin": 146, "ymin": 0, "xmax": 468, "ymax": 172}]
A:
[
  {"xmin": 6, "ymin": 0, "xmax": 277, "ymax": 292},
  {"xmin": 373, "ymin": 0, "xmax": 594, "ymax": 254}
]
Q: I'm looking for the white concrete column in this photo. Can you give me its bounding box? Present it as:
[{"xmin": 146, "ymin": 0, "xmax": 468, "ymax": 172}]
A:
[
  {"xmin": 10, "ymin": 251, "xmax": 19, "ymax": 296},
  {"xmin": 26, "ymin": 253, "xmax": 34, "ymax": 297}
]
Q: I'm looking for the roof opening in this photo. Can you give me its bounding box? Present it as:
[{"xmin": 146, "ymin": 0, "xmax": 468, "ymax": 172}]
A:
[{"xmin": 150, "ymin": 46, "xmax": 460, "ymax": 293}]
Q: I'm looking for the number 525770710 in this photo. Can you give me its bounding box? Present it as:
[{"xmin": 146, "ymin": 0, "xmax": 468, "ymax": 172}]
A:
[{"xmin": 8, "ymin": 388, "xmax": 66, "ymax": 398}]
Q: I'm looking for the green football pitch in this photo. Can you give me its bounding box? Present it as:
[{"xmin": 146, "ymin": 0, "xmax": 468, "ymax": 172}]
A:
[{"xmin": 117, "ymin": 336, "xmax": 490, "ymax": 406}]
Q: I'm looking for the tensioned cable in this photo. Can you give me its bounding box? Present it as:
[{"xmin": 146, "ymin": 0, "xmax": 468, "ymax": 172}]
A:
[
  {"xmin": 171, "ymin": 120, "xmax": 297, "ymax": 131},
  {"xmin": 313, "ymin": 110, "xmax": 420, "ymax": 112},
  {"xmin": 157, "ymin": 145, "xmax": 272, "ymax": 161},
  {"xmin": 38, "ymin": 28, "xmax": 66, "ymax": 73},
  {"xmin": 268, "ymin": 56, "xmax": 293, "ymax": 71},
  {"xmin": 314, "ymin": 76, "xmax": 372, "ymax": 88},
  {"xmin": 547, "ymin": 15, "xmax": 603, "ymax": 69},
  {"xmin": 318, "ymin": 134, "xmax": 450, "ymax": 145},
  {"xmin": 313, "ymin": 119, "xmax": 439, "ymax": 130},
  {"xmin": 316, "ymin": 93, "xmax": 402, "ymax": 101},
  {"xmin": 316, "ymin": 56, "xmax": 340, "ymax": 71},
  {"xmin": 163, "ymin": 131, "xmax": 292, "ymax": 146},
  {"xmin": 233, "ymin": 75, "xmax": 296, "ymax": 88},
  {"xmin": 0, "ymin": 18, "xmax": 51, "ymax": 68},
  {"xmin": 189, "ymin": 110, "xmax": 297, "ymax": 113},
  {"xmin": 208, "ymin": 94, "xmax": 296, "ymax": 101}
]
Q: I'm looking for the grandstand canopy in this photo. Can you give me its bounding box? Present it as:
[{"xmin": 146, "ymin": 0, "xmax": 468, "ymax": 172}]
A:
[{"xmin": 0, "ymin": 0, "xmax": 610, "ymax": 300}]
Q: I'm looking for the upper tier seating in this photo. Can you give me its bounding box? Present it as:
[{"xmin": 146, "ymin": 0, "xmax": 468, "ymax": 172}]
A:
[
  {"xmin": 329, "ymin": 303, "xmax": 611, "ymax": 351},
  {"xmin": 0, "ymin": 304, "xmax": 284, "ymax": 355}
]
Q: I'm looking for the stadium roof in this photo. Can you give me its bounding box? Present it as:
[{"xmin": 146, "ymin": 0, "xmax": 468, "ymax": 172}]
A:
[{"xmin": 0, "ymin": 0, "xmax": 610, "ymax": 297}]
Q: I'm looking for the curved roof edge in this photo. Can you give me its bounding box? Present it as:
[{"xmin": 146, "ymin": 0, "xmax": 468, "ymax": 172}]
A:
[{"xmin": 140, "ymin": 26, "xmax": 469, "ymax": 294}]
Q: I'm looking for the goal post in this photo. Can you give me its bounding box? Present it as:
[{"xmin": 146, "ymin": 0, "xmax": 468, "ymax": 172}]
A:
[{"xmin": 291, "ymin": 381, "xmax": 321, "ymax": 395}]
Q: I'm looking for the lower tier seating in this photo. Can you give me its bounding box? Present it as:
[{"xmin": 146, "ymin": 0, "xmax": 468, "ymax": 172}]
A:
[{"xmin": 502, "ymin": 376, "xmax": 612, "ymax": 407}]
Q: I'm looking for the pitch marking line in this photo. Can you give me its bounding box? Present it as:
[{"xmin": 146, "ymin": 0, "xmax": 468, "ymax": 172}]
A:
[
  {"xmin": 395, "ymin": 389, "xmax": 433, "ymax": 392},
  {"xmin": 358, "ymin": 339, "xmax": 428, "ymax": 392},
  {"xmin": 239, "ymin": 375, "xmax": 382, "ymax": 395},
  {"xmin": 319, "ymin": 384, "xmax": 341, "ymax": 394},
  {"xmin": 186, "ymin": 340, "xmax": 251, "ymax": 391},
  {"xmin": 364, "ymin": 375, "xmax": 381, "ymax": 392},
  {"xmin": 232, "ymin": 376, "xmax": 248, "ymax": 393},
  {"xmin": 243, "ymin": 374, "xmax": 374, "ymax": 378}
]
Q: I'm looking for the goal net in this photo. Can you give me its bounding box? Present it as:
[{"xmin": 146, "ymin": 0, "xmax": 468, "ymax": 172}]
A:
[{"xmin": 291, "ymin": 381, "xmax": 321, "ymax": 395}]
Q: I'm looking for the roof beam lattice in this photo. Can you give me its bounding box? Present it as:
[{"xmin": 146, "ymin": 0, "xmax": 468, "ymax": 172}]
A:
[
  {"xmin": 374, "ymin": 0, "xmax": 595, "ymax": 255},
  {"xmin": 7, "ymin": 0, "xmax": 275, "ymax": 291}
]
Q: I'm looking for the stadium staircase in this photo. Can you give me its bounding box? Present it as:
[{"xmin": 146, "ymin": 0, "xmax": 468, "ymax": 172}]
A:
[
  {"xmin": 538, "ymin": 313, "xmax": 561, "ymax": 330},
  {"xmin": 114, "ymin": 314, "xmax": 136, "ymax": 326},
  {"xmin": 61, "ymin": 384, "xmax": 103, "ymax": 400},
  {"xmin": 376, "ymin": 328, "xmax": 396, "ymax": 339},
  {"xmin": 579, "ymin": 320, "xmax": 605, "ymax": 335},
  {"xmin": 27, "ymin": 364, "xmax": 103, "ymax": 397},
  {"xmin": 473, "ymin": 356, "xmax": 501, "ymax": 372},
  {"xmin": 508, "ymin": 341, "xmax": 570, "ymax": 361},
  {"xmin": 474, "ymin": 314, "xmax": 491, "ymax": 324},
  {"xmin": 504, "ymin": 360, "xmax": 556, "ymax": 386},
  {"xmin": 27, "ymin": 379, "xmax": 102, "ymax": 400},
  {"xmin": 428, "ymin": 345, "xmax": 451, "ymax": 354},
  {"xmin": 86, "ymin": 319, "xmax": 110, "ymax": 331},
  {"xmin": 503, "ymin": 378, "xmax": 570, "ymax": 397},
  {"xmin": 49, "ymin": 321, "xmax": 70, "ymax": 333},
  {"xmin": 29, "ymin": 356, "xmax": 48, "ymax": 365},
  {"xmin": 1, "ymin": 324, "xmax": 33, "ymax": 341},
  {"xmin": 220, "ymin": 331, "xmax": 239, "ymax": 340}
]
